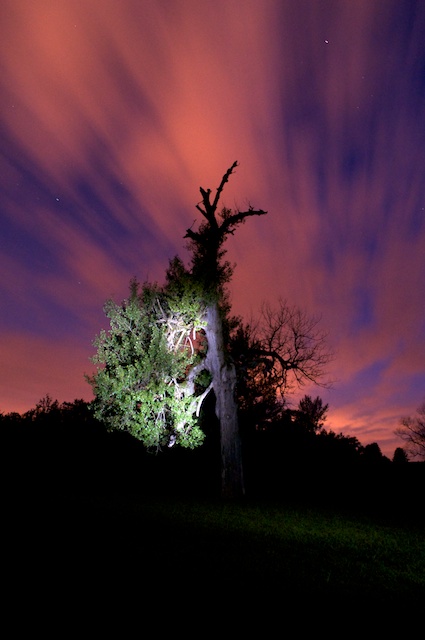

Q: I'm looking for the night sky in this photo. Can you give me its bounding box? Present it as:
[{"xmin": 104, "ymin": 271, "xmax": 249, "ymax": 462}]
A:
[{"xmin": 1, "ymin": 0, "xmax": 425, "ymax": 459}]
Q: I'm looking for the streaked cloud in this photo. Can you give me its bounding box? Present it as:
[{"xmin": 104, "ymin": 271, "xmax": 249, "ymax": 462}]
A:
[{"xmin": 1, "ymin": 0, "xmax": 425, "ymax": 457}]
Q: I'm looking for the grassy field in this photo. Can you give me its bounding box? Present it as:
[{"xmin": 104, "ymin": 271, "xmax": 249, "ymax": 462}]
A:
[
  {"xmin": 32, "ymin": 492, "xmax": 425, "ymax": 600},
  {"xmin": 4, "ymin": 486, "xmax": 424, "ymax": 631},
  {"xmin": 4, "ymin": 420, "xmax": 424, "ymax": 626}
]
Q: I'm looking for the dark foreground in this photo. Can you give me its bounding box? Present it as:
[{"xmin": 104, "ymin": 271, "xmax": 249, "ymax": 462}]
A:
[
  {"xmin": 4, "ymin": 483, "xmax": 425, "ymax": 631},
  {"xmin": 2, "ymin": 425, "xmax": 425, "ymax": 631}
]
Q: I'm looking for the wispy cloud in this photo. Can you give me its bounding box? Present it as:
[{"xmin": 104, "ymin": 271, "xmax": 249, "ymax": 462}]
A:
[{"xmin": 1, "ymin": 0, "xmax": 425, "ymax": 456}]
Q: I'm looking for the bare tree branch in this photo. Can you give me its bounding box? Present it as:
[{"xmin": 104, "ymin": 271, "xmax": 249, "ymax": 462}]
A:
[
  {"xmin": 184, "ymin": 227, "xmax": 201, "ymax": 243},
  {"xmin": 243, "ymin": 299, "xmax": 334, "ymax": 395},
  {"xmin": 186, "ymin": 162, "xmax": 267, "ymax": 246},
  {"xmin": 395, "ymin": 401, "xmax": 425, "ymax": 460},
  {"xmin": 211, "ymin": 160, "xmax": 238, "ymax": 211},
  {"xmin": 221, "ymin": 206, "xmax": 268, "ymax": 235}
]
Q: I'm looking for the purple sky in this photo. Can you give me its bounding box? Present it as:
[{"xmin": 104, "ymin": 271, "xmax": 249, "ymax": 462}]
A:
[{"xmin": 1, "ymin": 0, "xmax": 425, "ymax": 458}]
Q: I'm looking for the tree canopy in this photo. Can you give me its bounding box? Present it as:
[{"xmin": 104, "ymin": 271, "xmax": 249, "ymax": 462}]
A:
[{"xmin": 88, "ymin": 278, "xmax": 208, "ymax": 450}]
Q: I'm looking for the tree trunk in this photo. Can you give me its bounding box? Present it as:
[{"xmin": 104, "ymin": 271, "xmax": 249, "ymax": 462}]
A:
[{"xmin": 205, "ymin": 303, "xmax": 245, "ymax": 498}]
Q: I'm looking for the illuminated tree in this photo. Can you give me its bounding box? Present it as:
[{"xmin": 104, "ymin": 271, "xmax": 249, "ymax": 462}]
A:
[
  {"xmin": 182, "ymin": 162, "xmax": 268, "ymax": 497},
  {"xmin": 89, "ymin": 163, "xmax": 266, "ymax": 497},
  {"xmin": 88, "ymin": 278, "xmax": 208, "ymax": 451},
  {"xmin": 89, "ymin": 162, "xmax": 331, "ymax": 499}
]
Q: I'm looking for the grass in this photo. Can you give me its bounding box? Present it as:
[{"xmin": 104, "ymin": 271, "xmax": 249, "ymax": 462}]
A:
[
  {"xmin": 4, "ymin": 421, "xmax": 424, "ymax": 628},
  {"xmin": 52, "ymin": 491, "xmax": 424, "ymax": 609},
  {"xmin": 5, "ymin": 487, "xmax": 424, "ymax": 631}
]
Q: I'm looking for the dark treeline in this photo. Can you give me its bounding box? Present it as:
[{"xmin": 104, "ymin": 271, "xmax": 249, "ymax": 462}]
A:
[
  {"xmin": 1, "ymin": 394, "xmax": 424, "ymax": 524},
  {"xmin": 241, "ymin": 397, "xmax": 424, "ymax": 524}
]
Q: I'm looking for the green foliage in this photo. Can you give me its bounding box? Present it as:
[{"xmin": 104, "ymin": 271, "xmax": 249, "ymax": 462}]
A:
[{"xmin": 88, "ymin": 278, "xmax": 206, "ymax": 451}]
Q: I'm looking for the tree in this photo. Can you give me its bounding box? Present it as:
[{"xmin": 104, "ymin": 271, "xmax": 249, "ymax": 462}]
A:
[
  {"xmin": 248, "ymin": 303, "xmax": 332, "ymax": 394},
  {"xmin": 182, "ymin": 161, "xmax": 267, "ymax": 497},
  {"xmin": 23, "ymin": 393, "xmax": 60, "ymax": 421},
  {"xmin": 392, "ymin": 447, "xmax": 409, "ymax": 464},
  {"xmin": 88, "ymin": 278, "xmax": 208, "ymax": 451},
  {"xmin": 89, "ymin": 163, "xmax": 267, "ymax": 497},
  {"xmin": 229, "ymin": 308, "xmax": 332, "ymax": 434},
  {"xmin": 360, "ymin": 442, "xmax": 387, "ymax": 465},
  {"xmin": 395, "ymin": 401, "xmax": 425, "ymax": 460},
  {"xmin": 230, "ymin": 329, "xmax": 285, "ymax": 437},
  {"xmin": 294, "ymin": 395, "xmax": 329, "ymax": 433},
  {"xmin": 89, "ymin": 162, "xmax": 331, "ymax": 499},
  {"xmin": 315, "ymin": 429, "xmax": 363, "ymax": 465}
]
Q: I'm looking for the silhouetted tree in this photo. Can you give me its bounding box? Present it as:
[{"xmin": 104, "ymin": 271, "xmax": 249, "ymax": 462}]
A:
[
  {"xmin": 294, "ymin": 395, "xmax": 329, "ymax": 433},
  {"xmin": 395, "ymin": 401, "xmax": 425, "ymax": 460},
  {"xmin": 392, "ymin": 447, "xmax": 409, "ymax": 464},
  {"xmin": 230, "ymin": 312, "xmax": 332, "ymax": 437},
  {"xmin": 230, "ymin": 324, "xmax": 286, "ymax": 433},
  {"xmin": 315, "ymin": 429, "xmax": 363, "ymax": 466},
  {"xmin": 23, "ymin": 393, "xmax": 60, "ymax": 421},
  {"xmin": 360, "ymin": 442, "xmax": 388, "ymax": 465}
]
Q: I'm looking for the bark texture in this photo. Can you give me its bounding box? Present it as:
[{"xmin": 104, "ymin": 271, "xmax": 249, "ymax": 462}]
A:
[
  {"xmin": 184, "ymin": 162, "xmax": 267, "ymax": 498},
  {"xmin": 205, "ymin": 303, "xmax": 244, "ymax": 498}
]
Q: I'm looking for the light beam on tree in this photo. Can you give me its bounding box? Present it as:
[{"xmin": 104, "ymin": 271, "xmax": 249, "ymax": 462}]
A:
[{"xmin": 88, "ymin": 162, "xmax": 331, "ymax": 500}]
